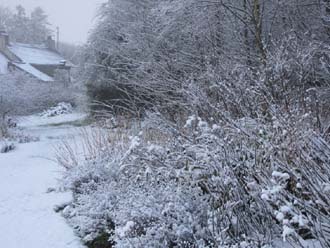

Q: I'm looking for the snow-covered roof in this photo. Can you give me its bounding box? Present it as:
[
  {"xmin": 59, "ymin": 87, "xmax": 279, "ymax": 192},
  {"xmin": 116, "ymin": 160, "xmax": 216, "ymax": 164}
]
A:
[
  {"xmin": 0, "ymin": 41, "xmax": 73, "ymax": 81},
  {"xmin": 8, "ymin": 42, "xmax": 72, "ymax": 66},
  {"xmin": 13, "ymin": 62, "xmax": 54, "ymax": 82}
]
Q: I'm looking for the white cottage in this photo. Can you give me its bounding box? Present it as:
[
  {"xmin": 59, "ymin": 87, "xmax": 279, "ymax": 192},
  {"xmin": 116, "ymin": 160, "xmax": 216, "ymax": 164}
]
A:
[{"xmin": 0, "ymin": 31, "xmax": 72, "ymax": 82}]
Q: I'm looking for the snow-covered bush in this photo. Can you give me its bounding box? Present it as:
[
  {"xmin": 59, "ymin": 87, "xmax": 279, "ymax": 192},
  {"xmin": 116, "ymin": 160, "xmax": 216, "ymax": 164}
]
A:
[
  {"xmin": 59, "ymin": 1, "xmax": 330, "ymax": 247},
  {"xmin": 0, "ymin": 117, "xmax": 9, "ymax": 140},
  {"xmin": 59, "ymin": 46, "xmax": 330, "ymax": 246},
  {"xmin": 40, "ymin": 102, "xmax": 73, "ymax": 117},
  {"xmin": 0, "ymin": 141, "xmax": 15, "ymax": 153},
  {"xmin": 0, "ymin": 109, "xmax": 38, "ymax": 151},
  {"xmin": 60, "ymin": 26, "xmax": 330, "ymax": 248},
  {"xmin": 60, "ymin": 126, "xmax": 214, "ymax": 247},
  {"xmin": 0, "ymin": 99, "xmax": 11, "ymax": 140},
  {"xmin": 0, "ymin": 71, "xmax": 76, "ymax": 115},
  {"xmin": 60, "ymin": 106, "xmax": 330, "ymax": 247}
]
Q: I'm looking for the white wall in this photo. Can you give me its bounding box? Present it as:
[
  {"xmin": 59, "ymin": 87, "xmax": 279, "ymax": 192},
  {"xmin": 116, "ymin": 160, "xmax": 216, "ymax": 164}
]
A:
[{"xmin": 0, "ymin": 53, "xmax": 8, "ymax": 74}]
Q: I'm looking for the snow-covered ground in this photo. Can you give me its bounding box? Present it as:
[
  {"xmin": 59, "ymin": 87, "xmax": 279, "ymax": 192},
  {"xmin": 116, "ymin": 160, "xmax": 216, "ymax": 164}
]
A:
[{"xmin": 0, "ymin": 113, "xmax": 86, "ymax": 248}]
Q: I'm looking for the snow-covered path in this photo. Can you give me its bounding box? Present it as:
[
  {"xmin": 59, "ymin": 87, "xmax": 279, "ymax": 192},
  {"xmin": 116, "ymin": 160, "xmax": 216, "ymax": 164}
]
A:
[{"xmin": 0, "ymin": 114, "xmax": 86, "ymax": 248}]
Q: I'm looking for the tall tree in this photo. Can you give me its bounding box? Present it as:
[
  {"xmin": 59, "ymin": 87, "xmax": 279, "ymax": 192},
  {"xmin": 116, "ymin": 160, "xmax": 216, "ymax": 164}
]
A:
[
  {"xmin": 29, "ymin": 7, "xmax": 52, "ymax": 44},
  {"xmin": 10, "ymin": 5, "xmax": 29, "ymax": 42},
  {"xmin": 0, "ymin": 6, "xmax": 12, "ymax": 30},
  {"xmin": 1, "ymin": 5, "xmax": 52, "ymax": 44}
]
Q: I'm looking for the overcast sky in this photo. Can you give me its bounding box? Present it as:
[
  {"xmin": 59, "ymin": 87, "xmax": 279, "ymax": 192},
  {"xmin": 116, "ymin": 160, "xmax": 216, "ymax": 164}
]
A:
[{"xmin": 1, "ymin": 0, "xmax": 105, "ymax": 44}]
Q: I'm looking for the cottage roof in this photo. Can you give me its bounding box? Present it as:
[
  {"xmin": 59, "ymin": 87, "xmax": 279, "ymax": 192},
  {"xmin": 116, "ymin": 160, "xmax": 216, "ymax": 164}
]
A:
[
  {"xmin": 8, "ymin": 42, "xmax": 72, "ymax": 66},
  {"xmin": 13, "ymin": 62, "xmax": 54, "ymax": 82}
]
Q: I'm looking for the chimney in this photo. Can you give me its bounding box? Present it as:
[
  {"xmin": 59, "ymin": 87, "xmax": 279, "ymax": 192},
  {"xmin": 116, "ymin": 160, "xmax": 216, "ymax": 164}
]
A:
[
  {"xmin": 46, "ymin": 36, "xmax": 56, "ymax": 51},
  {"xmin": 0, "ymin": 30, "xmax": 9, "ymax": 51}
]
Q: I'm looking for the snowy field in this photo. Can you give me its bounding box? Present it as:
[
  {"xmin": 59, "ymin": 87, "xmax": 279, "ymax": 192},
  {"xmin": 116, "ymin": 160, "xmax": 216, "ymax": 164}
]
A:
[{"xmin": 0, "ymin": 113, "xmax": 86, "ymax": 248}]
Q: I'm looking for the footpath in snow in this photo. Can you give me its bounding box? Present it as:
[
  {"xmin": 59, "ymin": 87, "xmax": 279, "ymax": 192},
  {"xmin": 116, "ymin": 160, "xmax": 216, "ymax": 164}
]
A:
[{"xmin": 0, "ymin": 113, "xmax": 86, "ymax": 248}]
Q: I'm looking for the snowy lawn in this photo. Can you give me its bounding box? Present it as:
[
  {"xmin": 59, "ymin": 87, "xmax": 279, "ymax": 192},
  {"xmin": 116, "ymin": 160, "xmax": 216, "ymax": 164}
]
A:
[{"xmin": 0, "ymin": 113, "xmax": 87, "ymax": 248}]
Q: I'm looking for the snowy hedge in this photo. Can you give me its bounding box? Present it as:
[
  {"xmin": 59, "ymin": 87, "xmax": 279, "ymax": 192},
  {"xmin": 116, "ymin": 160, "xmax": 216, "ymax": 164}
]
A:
[
  {"xmin": 59, "ymin": 39, "xmax": 330, "ymax": 246},
  {"xmin": 0, "ymin": 71, "xmax": 76, "ymax": 115},
  {"xmin": 59, "ymin": 0, "xmax": 330, "ymax": 247},
  {"xmin": 58, "ymin": 107, "xmax": 330, "ymax": 247}
]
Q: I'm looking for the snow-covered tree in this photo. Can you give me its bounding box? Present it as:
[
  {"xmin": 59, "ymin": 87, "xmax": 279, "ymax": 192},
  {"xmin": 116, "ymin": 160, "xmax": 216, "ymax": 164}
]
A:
[
  {"xmin": 0, "ymin": 4, "xmax": 52, "ymax": 44},
  {"xmin": 28, "ymin": 7, "xmax": 52, "ymax": 44},
  {"xmin": 10, "ymin": 5, "xmax": 30, "ymax": 43},
  {"xmin": 59, "ymin": 0, "xmax": 330, "ymax": 247},
  {"xmin": 0, "ymin": 6, "xmax": 12, "ymax": 30}
]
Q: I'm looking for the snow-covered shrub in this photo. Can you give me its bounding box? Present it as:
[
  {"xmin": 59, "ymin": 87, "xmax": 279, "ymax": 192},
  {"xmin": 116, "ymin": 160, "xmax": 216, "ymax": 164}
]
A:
[
  {"xmin": 0, "ymin": 71, "xmax": 76, "ymax": 115},
  {"xmin": 0, "ymin": 114, "xmax": 38, "ymax": 151},
  {"xmin": 12, "ymin": 132, "xmax": 40, "ymax": 144},
  {"xmin": 0, "ymin": 117, "xmax": 9, "ymax": 140},
  {"xmin": 40, "ymin": 102, "xmax": 73, "ymax": 117},
  {"xmin": 0, "ymin": 141, "xmax": 15, "ymax": 153},
  {"xmin": 60, "ymin": 1, "xmax": 330, "ymax": 247},
  {"xmin": 0, "ymin": 100, "xmax": 11, "ymax": 140},
  {"xmin": 0, "ymin": 111, "xmax": 16, "ymax": 153},
  {"xmin": 60, "ymin": 126, "xmax": 215, "ymax": 247},
  {"xmin": 59, "ymin": 41, "xmax": 330, "ymax": 246},
  {"xmin": 60, "ymin": 70, "xmax": 330, "ymax": 248}
]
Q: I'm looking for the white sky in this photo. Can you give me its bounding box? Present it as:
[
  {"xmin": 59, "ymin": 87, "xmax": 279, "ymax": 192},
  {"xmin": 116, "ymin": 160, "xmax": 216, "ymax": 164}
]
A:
[{"xmin": 0, "ymin": 0, "xmax": 105, "ymax": 44}]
